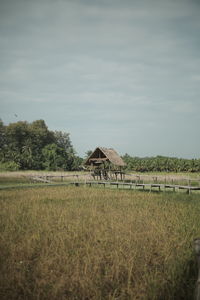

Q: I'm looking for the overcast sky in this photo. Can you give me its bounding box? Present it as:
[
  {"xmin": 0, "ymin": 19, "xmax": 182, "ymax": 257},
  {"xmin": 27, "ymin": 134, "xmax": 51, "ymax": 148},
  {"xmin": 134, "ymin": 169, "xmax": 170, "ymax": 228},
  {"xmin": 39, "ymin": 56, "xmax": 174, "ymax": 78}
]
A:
[{"xmin": 0, "ymin": 0, "xmax": 200, "ymax": 158}]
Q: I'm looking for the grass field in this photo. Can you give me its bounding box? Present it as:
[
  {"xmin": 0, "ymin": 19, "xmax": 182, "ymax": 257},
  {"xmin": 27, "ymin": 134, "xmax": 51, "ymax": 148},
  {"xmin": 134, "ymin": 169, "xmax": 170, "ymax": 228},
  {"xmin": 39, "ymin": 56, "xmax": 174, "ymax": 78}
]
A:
[{"xmin": 0, "ymin": 184, "xmax": 200, "ymax": 300}]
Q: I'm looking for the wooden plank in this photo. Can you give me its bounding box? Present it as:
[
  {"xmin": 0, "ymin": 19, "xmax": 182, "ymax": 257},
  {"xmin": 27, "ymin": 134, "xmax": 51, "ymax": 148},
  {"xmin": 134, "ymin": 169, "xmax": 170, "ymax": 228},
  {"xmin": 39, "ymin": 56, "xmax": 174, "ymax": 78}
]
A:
[
  {"xmin": 31, "ymin": 177, "xmax": 52, "ymax": 183},
  {"xmin": 89, "ymin": 158, "xmax": 108, "ymax": 161},
  {"xmin": 56, "ymin": 180, "xmax": 200, "ymax": 194}
]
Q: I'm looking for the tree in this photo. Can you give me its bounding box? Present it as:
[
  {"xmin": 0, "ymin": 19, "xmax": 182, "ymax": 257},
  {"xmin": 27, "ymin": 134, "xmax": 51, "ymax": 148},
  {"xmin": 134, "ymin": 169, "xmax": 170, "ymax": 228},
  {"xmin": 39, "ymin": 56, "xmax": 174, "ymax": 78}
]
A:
[
  {"xmin": 72, "ymin": 156, "xmax": 84, "ymax": 170},
  {"xmin": 53, "ymin": 130, "xmax": 78, "ymax": 170},
  {"xmin": 4, "ymin": 121, "xmax": 30, "ymax": 168},
  {"xmin": 122, "ymin": 154, "xmax": 200, "ymax": 173},
  {"xmin": 54, "ymin": 131, "xmax": 73, "ymax": 152},
  {"xmin": 42, "ymin": 143, "xmax": 67, "ymax": 170},
  {"xmin": 29, "ymin": 120, "xmax": 56, "ymax": 169},
  {"xmin": 0, "ymin": 119, "xmax": 77, "ymax": 170}
]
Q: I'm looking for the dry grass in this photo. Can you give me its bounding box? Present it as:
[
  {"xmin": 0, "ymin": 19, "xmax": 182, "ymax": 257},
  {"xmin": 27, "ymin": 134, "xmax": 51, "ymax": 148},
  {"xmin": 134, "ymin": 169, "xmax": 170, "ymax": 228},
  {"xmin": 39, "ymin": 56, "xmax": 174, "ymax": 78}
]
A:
[{"xmin": 0, "ymin": 186, "xmax": 200, "ymax": 299}]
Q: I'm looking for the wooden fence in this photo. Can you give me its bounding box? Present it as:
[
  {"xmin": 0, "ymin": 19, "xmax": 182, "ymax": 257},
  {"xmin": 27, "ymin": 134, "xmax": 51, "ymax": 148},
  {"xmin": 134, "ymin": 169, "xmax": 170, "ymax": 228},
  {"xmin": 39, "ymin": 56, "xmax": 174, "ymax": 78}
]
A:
[
  {"xmin": 28, "ymin": 173, "xmax": 200, "ymax": 194},
  {"xmin": 70, "ymin": 180, "xmax": 200, "ymax": 194}
]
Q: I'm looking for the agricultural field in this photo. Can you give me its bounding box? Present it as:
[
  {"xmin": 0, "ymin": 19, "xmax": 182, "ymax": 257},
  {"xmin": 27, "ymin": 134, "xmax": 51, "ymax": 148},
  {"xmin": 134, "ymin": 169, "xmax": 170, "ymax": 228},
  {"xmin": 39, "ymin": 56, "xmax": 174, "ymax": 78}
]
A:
[
  {"xmin": 0, "ymin": 180, "xmax": 200, "ymax": 299},
  {"xmin": 0, "ymin": 170, "xmax": 200, "ymax": 188}
]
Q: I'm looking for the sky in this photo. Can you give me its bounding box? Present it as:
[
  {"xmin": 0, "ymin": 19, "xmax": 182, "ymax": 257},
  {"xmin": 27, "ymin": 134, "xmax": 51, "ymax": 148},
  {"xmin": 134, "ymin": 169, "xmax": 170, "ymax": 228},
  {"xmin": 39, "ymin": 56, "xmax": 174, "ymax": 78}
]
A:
[{"xmin": 0, "ymin": 0, "xmax": 200, "ymax": 158}]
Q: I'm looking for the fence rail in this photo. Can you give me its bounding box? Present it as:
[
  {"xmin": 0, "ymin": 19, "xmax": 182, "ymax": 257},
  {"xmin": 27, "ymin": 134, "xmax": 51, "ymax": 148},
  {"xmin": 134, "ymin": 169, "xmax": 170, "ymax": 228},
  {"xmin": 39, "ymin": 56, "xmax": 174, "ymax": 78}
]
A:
[
  {"xmin": 66, "ymin": 180, "xmax": 200, "ymax": 194},
  {"xmin": 26, "ymin": 173, "xmax": 200, "ymax": 194}
]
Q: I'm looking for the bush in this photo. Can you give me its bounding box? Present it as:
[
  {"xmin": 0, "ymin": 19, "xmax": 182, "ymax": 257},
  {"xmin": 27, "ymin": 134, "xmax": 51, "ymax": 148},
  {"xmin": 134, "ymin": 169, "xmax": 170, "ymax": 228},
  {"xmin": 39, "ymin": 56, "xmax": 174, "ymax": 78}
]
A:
[{"xmin": 0, "ymin": 161, "xmax": 20, "ymax": 171}]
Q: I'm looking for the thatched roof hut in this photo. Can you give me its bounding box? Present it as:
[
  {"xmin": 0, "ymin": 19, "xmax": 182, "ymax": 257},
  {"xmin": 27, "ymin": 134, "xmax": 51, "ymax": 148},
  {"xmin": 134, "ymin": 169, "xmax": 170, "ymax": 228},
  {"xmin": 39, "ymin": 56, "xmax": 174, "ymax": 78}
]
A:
[{"xmin": 85, "ymin": 147, "xmax": 126, "ymax": 168}]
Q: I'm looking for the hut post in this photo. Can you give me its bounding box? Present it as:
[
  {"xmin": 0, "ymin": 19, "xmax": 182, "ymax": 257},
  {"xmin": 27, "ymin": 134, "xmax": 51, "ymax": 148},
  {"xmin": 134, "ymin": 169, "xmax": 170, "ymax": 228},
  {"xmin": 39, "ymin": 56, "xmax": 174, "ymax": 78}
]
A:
[{"xmin": 120, "ymin": 166, "xmax": 122, "ymax": 181}]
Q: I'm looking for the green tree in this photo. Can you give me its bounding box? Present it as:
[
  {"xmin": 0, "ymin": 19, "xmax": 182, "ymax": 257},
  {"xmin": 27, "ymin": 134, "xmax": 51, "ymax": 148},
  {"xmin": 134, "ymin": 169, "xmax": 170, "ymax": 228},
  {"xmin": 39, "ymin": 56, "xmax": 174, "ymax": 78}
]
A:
[
  {"xmin": 0, "ymin": 119, "xmax": 73, "ymax": 170},
  {"xmin": 54, "ymin": 131, "xmax": 73, "ymax": 152},
  {"xmin": 29, "ymin": 120, "xmax": 55, "ymax": 169},
  {"xmin": 72, "ymin": 156, "xmax": 84, "ymax": 170},
  {"xmin": 42, "ymin": 143, "xmax": 66, "ymax": 170},
  {"xmin": 4, "ymin": 121, "xmax": 30, "ymax": 168}
]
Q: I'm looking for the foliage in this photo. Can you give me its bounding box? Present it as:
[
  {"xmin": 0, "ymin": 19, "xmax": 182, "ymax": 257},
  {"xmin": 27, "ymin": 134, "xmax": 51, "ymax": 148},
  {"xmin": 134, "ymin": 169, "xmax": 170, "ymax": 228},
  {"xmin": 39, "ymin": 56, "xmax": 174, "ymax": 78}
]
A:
[
  {"xmin": 42, "ymin": 143, "xmax": 67, "ymax": 171},
  {"xmin": 0, "ymin": 119, "xmax": 81, "ymax": 171},
  {"xmin": 1, "ymin": 118, "xmax": 199, "ymax": 173},
  {"xmin": 0, "ymin": 161, "xmax": 20, "ymax": 171},
  {"xmin": 123, "ymin": 154, "xmax": 200, "ymax": 173},
  {"xmin": 0, "ymin": 186, "xmax": 199, "ymax": 299}
]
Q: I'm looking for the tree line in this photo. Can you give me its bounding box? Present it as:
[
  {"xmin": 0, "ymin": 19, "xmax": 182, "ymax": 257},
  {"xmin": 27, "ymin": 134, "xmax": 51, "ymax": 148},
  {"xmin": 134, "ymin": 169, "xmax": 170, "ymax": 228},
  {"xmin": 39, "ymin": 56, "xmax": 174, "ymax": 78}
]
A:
[
  {"xmin": 0, "ymin": 119, "xmax": 83, "ymax": 171},
  {"xmin": 0, "ymin": 119, "xmax": 199, "ymax": 172},
  {"xmin": 122, "ymin": 154, "xmax": 200, "ymax": 173}
]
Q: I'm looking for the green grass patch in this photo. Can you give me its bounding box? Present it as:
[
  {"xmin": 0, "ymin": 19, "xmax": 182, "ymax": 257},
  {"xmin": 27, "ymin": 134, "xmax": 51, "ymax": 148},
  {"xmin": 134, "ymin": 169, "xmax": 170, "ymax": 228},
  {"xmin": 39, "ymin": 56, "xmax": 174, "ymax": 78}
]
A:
[{"xmin": 0, "ymin": 176, "xmax": 30, "ymax": 186}]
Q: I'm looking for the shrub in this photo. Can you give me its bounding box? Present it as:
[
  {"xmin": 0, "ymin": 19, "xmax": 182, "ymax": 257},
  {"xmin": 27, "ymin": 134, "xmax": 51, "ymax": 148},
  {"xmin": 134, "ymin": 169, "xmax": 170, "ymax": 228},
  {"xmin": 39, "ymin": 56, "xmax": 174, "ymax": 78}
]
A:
[{"xmin": 0, "ymin": 161, "xmax": 20, "ymax": 171}]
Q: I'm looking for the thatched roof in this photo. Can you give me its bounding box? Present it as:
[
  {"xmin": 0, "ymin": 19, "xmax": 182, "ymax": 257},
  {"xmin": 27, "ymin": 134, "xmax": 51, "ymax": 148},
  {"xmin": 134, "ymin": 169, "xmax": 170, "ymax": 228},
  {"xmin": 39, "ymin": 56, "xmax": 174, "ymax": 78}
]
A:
[{"xmin": 85, "ymin": 147, "xmax": 126, "ymax": 167}]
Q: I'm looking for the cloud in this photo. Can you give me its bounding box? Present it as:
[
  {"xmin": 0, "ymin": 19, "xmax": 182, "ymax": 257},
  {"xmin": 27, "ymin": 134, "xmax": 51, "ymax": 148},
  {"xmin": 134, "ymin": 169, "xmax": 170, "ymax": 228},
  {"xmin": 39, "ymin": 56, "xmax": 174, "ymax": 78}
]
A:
[
  {"xmin": 0, "ymin": 0, "xmax": 200, "ymax": 157},
  {"xmin": 191, "ymin": 74, "xmax": 200, "ymax": 81}
]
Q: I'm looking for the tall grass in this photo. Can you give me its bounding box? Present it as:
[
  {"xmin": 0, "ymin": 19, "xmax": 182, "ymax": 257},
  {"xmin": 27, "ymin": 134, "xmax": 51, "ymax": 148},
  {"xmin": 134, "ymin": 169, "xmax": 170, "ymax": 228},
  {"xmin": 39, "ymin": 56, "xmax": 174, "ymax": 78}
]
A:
[{"xmin": 0, "ymin": 186, "xmax": 200, "ymax": 299}]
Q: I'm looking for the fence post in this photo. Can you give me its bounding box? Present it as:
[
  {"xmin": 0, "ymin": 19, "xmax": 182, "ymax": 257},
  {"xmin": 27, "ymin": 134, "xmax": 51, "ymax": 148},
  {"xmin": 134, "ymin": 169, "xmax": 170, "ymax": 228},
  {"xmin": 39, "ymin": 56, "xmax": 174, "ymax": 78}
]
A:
[{"xmin": 194, "ymin": 238, "xmax": 200, "ymax": 300}]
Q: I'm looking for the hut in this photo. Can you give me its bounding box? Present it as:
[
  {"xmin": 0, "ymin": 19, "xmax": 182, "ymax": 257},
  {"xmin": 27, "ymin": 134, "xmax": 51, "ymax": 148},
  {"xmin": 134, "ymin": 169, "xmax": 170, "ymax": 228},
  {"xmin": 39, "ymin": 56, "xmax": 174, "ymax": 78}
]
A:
[{"xmin": 85, "ymin": 147, "xmax": 126, "ymax": 180}]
